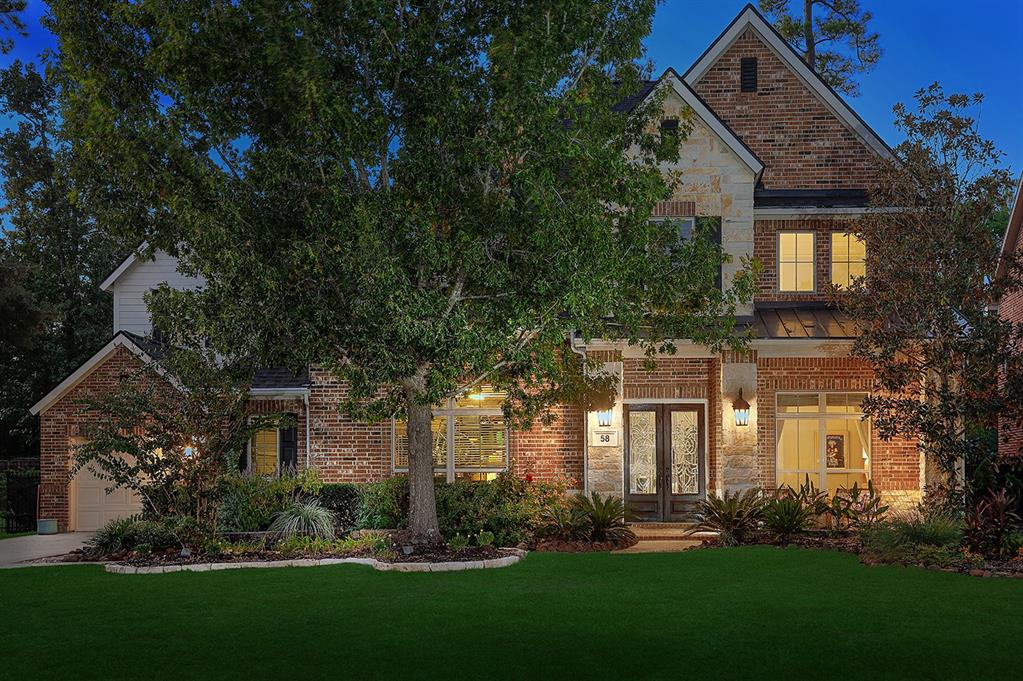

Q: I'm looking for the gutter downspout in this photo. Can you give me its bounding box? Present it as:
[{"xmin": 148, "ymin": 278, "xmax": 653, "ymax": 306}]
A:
[
  {"xmin": 568, "ymin": 332, "xmax": 589, "ymax": 496},
  {"xmin": 304, "ymin": 392, "xmax": 311, "ymax": 469}
]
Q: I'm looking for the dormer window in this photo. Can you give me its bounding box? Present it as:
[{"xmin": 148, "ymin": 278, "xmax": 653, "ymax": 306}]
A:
[{"xmin": 740, "ymin": 57, "xmax": 758, "ymax": 92}]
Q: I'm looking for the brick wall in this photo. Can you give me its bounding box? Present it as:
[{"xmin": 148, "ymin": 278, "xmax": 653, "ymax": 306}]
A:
[
  {"xmin": 999, "ymin": 223, "xmax": 1023, "ymax": 460},
  {"xmin": 38, "ymin": 347, "xmax": 162, "ymax": 531},
  {"xmin": 754, "ymin": 218, "xmax": 858, "ymax": 303},
  {"xmin": 691, "ymin": 27, "xmax": 879, "ymax": 189},
  {"xmin": 307, "ymin": 367, "xmax": 583, "ymax": 485},
  {"xmin": 757, "ymin": 356, "xmax": 919, "ymax": 493}
]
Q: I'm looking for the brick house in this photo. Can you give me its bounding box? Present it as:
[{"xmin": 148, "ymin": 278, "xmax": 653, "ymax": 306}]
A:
[
  {"xmin": 30, "ymin": 4, "xmax": 924, "ymax": 531},
  {"xmin": 996, "ymin": 174, "xmax": 1023, "ymax": 460}
]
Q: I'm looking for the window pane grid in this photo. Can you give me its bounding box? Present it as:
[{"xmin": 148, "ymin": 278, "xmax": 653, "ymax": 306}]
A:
[
  {"xmin": 393, "ymin": 391, "xmax": 509, "ymax": 481},
  {"xmin": 776, "ymin": 392, "xmax": 871, "ymax": 493},
  {"xmin": 830, "ymin": 232, "xmax": 866, "ymax": 288},
  {"xmin": 778, "ymin": 232, "xmax": 815, "ymax": 292}
]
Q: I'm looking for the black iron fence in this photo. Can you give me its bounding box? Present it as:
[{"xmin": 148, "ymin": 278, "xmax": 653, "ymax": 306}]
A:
[{"xmin": 4, "ymin": 469, "xmax": 39, "ymax": 533}]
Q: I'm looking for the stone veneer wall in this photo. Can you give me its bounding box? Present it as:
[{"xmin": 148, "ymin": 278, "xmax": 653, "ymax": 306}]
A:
[
  {"xmin": 690, "ymin": 27, "xmax": 879, "ymax": 189},
  {"xmin": 660, "ymin": 94, "xmax": 756, "ymax": 317}
]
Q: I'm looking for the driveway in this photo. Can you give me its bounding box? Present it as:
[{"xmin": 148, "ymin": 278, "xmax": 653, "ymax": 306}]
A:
[{"xmin": 0, "ymin": 533, "xmax": 92, "ymax": 568}]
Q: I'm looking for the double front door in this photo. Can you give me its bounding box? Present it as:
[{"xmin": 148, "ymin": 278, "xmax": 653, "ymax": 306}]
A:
[{"xmin": 624, "ymin": 404, "xmax": 705, "ymax": 522}]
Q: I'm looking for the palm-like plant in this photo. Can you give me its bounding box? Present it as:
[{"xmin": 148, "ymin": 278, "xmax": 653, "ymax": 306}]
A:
[
  {"xmin": 689, "ymin": 489, "xmax": 765, "ymax": 546},
  {"xmin": 268, "ymin": 499, "xmax": 336, "ymax": 543},
  {"xmin": 572, "ymin": 492, "xmax": 635, "ymax": 544},
  {"xmin": 763, "ymin": 496, "xmax": 815, "ymax": 544}
]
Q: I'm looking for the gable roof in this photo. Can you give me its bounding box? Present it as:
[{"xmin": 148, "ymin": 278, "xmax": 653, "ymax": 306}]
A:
[
  {"xmin": 682, "ymin": 3, "xmax": 894, "ymax": 163},
  {"xmin": 996, "ymin": 173, "xmax": 1023, "ymax": 283},
  {"xmin": 100, "ymin": 242, "xmax": 149, "ymax": 292},
  {"xmin": 619, "ymin": 67, "xmax": 765, "ymax": 181},
  {"xmin": 28, "ymin": 331, "xmax": 169, "ymax": 415}
]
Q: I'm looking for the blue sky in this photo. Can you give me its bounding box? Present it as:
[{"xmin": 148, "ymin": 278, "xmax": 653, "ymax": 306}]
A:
[{"xmin": 4, "ymin": 0, "xmax": 1023, "ymax": 176}]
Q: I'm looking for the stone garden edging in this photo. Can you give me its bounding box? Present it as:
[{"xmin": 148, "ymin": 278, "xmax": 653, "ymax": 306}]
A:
[{"xmin": 104, "ymin": 551, "xmax": 524, "ymax": 575}]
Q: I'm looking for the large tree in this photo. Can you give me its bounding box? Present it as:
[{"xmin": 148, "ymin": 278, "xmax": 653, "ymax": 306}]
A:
[
  {"xmin": 759, "ymin": 0, "xmax": 880, "ymax": 96},
  {"xmin": 51, "ymin": 1, "xmax": 755, "ymax": 542},
  {"xmin": 0, "ymin": 58, "xmax": 126, "ymax": 458},
  {"xmin": 836, "ymin": 83, "xmax": 1019, "ymax": 489}
]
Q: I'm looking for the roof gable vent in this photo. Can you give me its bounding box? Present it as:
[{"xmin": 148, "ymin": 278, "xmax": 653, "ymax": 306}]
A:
[{"xmin": 740, "ymin": 57, "xmax": 758, "ymax": 92}]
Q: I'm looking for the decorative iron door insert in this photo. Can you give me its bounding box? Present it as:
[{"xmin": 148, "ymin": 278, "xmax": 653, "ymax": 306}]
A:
[{"xmin": 624, "ymin": 404, "xmax": 705, "ymax": 522}]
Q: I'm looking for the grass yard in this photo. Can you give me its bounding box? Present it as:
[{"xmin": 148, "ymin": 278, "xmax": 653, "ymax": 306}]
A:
[
  {"xmin": 2, "ymin": 547, "xmax": 1021, "ymax": 680},
  {"xmin": 0, "ymin": 530, "xmax": 32, "ymax": 540}
]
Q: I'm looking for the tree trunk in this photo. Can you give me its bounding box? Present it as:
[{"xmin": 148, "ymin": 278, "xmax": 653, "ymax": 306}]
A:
[
  {"xmin": 405, "ymin": 393, "xmax": 441, "ymax": 543},
  {"xmin": 803, "ymin": 0, "xmax": 815, "ymax": 70}
]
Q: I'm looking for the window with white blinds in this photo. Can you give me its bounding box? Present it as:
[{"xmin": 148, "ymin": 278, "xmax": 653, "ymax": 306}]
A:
[{"xmin": 393, "ymin": 386, "xmax": 508, "ymax": 482}]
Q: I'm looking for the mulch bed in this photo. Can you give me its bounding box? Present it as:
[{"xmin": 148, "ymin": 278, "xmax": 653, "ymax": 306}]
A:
[
  {"xmin": 695, "ymin": 531, "xmax": 1023, "ymax": 578},
  {"xmin": 533, "ymin": 535, "xmax": 639, "ymax": 553}
]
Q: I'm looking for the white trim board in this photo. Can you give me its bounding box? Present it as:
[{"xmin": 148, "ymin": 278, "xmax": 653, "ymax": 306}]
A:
[
  {"xmin": 682, "ymin": 4, "xmax": 893, "ymax": 163},
  {"xmin": 100, "ymin": 242, "xmax": 149, "ymax": 292},
  {"xmin": 29, "ymin": 333, "xmax": 168, "ymax": 415}
]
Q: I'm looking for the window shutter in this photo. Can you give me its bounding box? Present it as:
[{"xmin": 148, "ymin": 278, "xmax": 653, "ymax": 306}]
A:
[
  {"xmin": 740, "ymin": 57, "xmax": 757, "ymax": 92},
  {"xmin": 279, "ymin": 420, "xmax": 299, "ymax": 471}
]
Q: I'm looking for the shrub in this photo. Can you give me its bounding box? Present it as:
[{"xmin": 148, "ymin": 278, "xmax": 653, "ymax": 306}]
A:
[
  {"xmin": 357, "ymin": 475, "xmax": 409, "ymax": 529},
  {"xmin": 965, "ymin": 489, "xmax": 1021, "ymax": 558},
  {"xmin": 86, "ymin": 515, "xmax": 185, "ymax": 557},
  {"xmin": 898, "ymin": 514, "xmax": 963, "ymax": 548},
  {"xmin": 318, "ymin": 483, "xmax": 361, "ymax": 532},
  {"xmin": 449, "ymin": 533, "xmax": 469, "ymax": 551},
  {"xmin": 268, "ymin": 499, "xmax": 336, "ymax": 542},
  {"xmin": 690, "ymin": 489, "xmax": 765, "ymax": 546},
  {"xmin": 571, "ymin": 492, "xmax": 634, "ymax": 544},
  {"xmin": 540, "ymin": 504, "xmax": 587, "ymax": 541},
  {"xmin": 434, "ymin": 473, "xmax": 567, "ymax": 546},
  {"xmin": 217, "ymin": 469, "xmax": 325, "ymax": 533},
  {"xmin": 763, "ymin": 496, "xmax": 814, "ymax": 543},
  {"xmin": 475, "ymin": 530, "xmax": 495, "ymax": 547},
  {"xmin": 830, "ymin": 480, "xmax": 889, "ymax": 530}
]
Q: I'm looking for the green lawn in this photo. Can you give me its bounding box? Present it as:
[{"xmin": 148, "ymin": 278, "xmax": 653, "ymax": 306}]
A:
[
  {"xmin": 2, "ymin": 547, "xmax": 1021, "ymax": 680},
  {"xmin": 0, "ymin": 529, "xmax": 32, "ymax": 540}
]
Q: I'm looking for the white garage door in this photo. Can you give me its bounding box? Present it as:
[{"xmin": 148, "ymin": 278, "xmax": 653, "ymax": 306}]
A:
[{"xmin": 74, "ymin": 462, "xmax": 143, "ymax": 531}]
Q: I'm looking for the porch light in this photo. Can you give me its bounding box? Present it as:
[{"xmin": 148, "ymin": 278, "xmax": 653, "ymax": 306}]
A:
[
  {"xmin": 732, "ymin": 389, "xmax": 750, "ymax": 427},
  {"xmin": 597, "ymin": 409, "xmax": 613, "ymax": 428}
]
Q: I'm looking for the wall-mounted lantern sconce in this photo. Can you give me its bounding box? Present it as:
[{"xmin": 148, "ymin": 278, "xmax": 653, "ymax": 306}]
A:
[
  {"xmin": 597, "ymin": 409, "xmax": 613, "ymax": 428},
  {"xmin": 732, "ymin": 389, "xmax": 750, "ymax": 427}
]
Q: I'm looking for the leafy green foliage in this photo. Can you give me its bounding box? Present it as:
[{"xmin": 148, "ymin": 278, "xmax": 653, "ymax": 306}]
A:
[
  {"xmin": 475, "ymin": 530, "xmax": 495, "ymax": 547},
  {"xmin": 837, "ymin": 84, "xmax": 1017, "ymax": 478},
  {"xmin": 860, "ymin": 516, "xmax": 976, "ymax": 569},
  {"xmin": 268, "ymin": 499, "xmax": 337, "ymax": 543},
  {"xmin": 73, "ymin": 345, "xmax": 287, "ymax": 532},
  {"xmin": 0, "ymin": 57, "xmax": 126, "ymax": 459},
  {"xmin": 448, "ymin": 534, "xmax": 469, "ymax": 552},
  {"xmin": 759, "ymin": 0, "xmax": 880, "ymax": 96},
  {"xmin": 540, "ymin": 504, "xmax": 588, "ymax": 541},
  {"xmin": 318, "ymin": 483, "xmax": 362, "ymax": 533},
  {"xmin": 435, "ymin": 474, "xmax": 567, "ymax": 546},
  {"xmin": 690, "ymin": 489, "xmax": 766, "ymax": 546},
  {"xmin": 357, "ymin": 476, "xmax": 411, "ymax": 530},
  {"xmin": 86, "ymin": 514, "xmax": 189, "ymax": 558},
  {"xmin": 570, "ymin": 492, "xmax": 634, "ymax": 544},
  {"xmin": 829, "ymin": 480, "xmax": 889, "ymax": 530},
  {"xmin": 762, "ymin": 496, "xmax": 814, "ymax": 543},
  {"xmin": 49, "ymin": 0, "xmax": 756, "ymax": 540},
  {"xmin": 218, "ymin": 469, "xmax": 323, "ymax": 533}
]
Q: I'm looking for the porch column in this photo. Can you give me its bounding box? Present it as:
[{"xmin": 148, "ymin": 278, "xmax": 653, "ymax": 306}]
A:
[
  {"xmin": 719, "ymin": 351, "xmax": 758, "ymax": 494},
  {"xmin": 585, "ymin": 361, "xmax": 624, "ymax": 499}
]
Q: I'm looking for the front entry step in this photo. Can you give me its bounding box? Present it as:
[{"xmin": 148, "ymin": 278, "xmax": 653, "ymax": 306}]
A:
[{"xmin": 628, "ymin": 523, "xmax": 717, "ymax": 541}]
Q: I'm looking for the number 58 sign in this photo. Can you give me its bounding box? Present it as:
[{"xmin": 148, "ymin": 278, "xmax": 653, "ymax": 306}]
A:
[{"xmin": 590, "ymin": 430, "xmax": 619, "ymax": 447}]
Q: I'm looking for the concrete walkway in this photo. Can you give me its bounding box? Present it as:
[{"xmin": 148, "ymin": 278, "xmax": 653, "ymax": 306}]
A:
[{"xmin": 0, "ymin": 533, "xmax": 92, "ymax": 568}]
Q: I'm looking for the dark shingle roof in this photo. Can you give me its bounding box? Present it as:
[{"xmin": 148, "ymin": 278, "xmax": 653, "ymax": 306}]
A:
[{"xmin": 251, "ymin": 367, "xmax": 309, "ymax": 390}]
